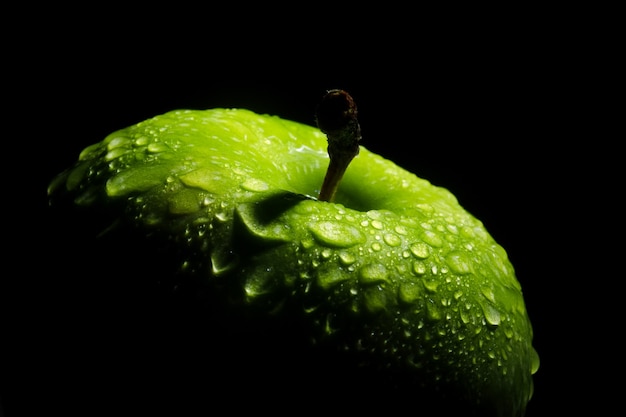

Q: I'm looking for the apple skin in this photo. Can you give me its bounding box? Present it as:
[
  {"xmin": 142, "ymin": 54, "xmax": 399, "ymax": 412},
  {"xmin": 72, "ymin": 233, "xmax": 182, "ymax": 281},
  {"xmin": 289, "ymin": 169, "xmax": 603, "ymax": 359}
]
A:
[{"xmin": 48, "ymin": 108, "xmax": 539, "ymax": 416}]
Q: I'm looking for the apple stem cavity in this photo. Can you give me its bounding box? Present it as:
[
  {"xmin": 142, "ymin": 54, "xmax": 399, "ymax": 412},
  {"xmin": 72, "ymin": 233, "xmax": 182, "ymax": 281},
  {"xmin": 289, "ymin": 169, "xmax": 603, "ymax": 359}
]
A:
[{"xmin": 315, "ymin": 89, "xmax": 362, "ymax": 203}]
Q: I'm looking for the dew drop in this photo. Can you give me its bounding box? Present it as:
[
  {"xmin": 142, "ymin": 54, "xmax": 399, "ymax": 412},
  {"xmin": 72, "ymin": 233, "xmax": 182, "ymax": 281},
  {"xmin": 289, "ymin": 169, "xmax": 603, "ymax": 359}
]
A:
[
  {"xmin": 504, "ymin": 326, "xmax": 514, "ymax": 339},
  {"xmin": 459, "ymin": 309, "xmax": 470, "ymax": 324},
  {"xmin": 215, "ymin": 212, "xmax": 229, "ymax": 222},
  {"xmin": 370, "ymin": 220, "xmax": 383, "ymax": 230},
  {"xmin": 531, "ymin": 348, "xmax": 540, "ymax": 374},
  {"xmin": 359, "ymin": 263, "xmax": 389, "ymax": 284},
  {"xmin": 134, "ymin": 136, "xmax": 149, "ymax": 146},
  {"xmin": 107, "ymin": 136, "xmax": 130, "ymax": 150},
  {"xmin": 210, "ymin": 251, "xmax": 237, "ymax": 276},
  {"xmin": 423, "ymin": 280, "xmax": 439, "ymax": 293},
  {"xmin": 480, "ymin": 301, "xmax": 502, "ymax": 326},
  {"xmin": 412, "ymin": 261, "xmax": 427, "ymax": 275},
  {"xmin": 398, "ymin": 282, "xmax": 423, "ymax": 303},
  {"xmin": 481, "ymin": 286, "xmax": 496, "ymax": 303},
  {"xmin": 317, "ymin": 268, "xmax": 350, "ymax": 290},
  {"xmin": 104, "ymin": 148, "xmax": 129, "ymax": 161},
  {"xmin": 241, "ymin": 178, "xmax": 270, "ymax": 192},
  {"xmin": 409, "ymin": 242, "xmax": 430, "ymax": 259},
  {"xmin": 394, "ymin": 225, "xmax": 408, "ymax": 235},
  {"xmin": 383, "ymin": 233, "xmax": 402, "ymax": 247},
  {"xmin": 309, "ymin": 221, "xmax": 366, "ymax": 248},
  {"xmin": 445, "ymin": 250, "xmax": 472, "ymax": 275},
  {"xmin": 148, "ymin": 142, "xmax": 169, "ymax": 153},
  {"xmin": 426, "ymin": 300, "xmax": 442, "ymax": 321},
  {"xmin": 363, "ymin": 286, "xmax": 388, "ymax": 313},
  {"xmin": 422, "ymin": 231, "xmax": 443, "ymax": 247},
  {"xmin": 371, "ymin": 242, "xmax": 382, "ymax": 252},
  {"xmin": 201, "ymin": 196, "xmax": 215, "ymax": 207},
  {"xmin": 338, "ymin": 251, "xmax": 356, "ymax": 265}
]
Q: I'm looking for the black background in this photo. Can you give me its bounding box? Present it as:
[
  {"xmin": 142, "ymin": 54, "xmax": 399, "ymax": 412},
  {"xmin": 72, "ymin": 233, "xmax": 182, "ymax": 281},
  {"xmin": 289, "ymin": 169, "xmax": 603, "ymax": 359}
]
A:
[{"xmin": 2, "ymin": 6, "xmax": 617, "ymax": 416}]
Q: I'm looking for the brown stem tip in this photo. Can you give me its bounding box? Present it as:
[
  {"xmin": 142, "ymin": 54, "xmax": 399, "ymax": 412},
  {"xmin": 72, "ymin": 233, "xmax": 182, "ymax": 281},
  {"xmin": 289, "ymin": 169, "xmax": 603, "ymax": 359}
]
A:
[{"xmin": 315, "ymin": 89, "xmax": 362, "ymax": 202}]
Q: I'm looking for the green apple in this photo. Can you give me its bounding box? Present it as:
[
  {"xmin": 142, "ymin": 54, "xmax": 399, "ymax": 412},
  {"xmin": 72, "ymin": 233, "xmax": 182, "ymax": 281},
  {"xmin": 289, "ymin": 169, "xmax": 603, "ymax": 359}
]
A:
[{"xmin": 47, "ymin": 91, "xmax": 539, "ymax": 416}]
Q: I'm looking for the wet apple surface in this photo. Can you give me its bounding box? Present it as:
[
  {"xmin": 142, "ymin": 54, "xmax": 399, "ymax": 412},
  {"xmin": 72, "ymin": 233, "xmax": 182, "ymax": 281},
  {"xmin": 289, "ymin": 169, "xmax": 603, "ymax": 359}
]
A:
[{"xmin": 48, "ymin": 107, "xmax": 539, "ymax": 416}]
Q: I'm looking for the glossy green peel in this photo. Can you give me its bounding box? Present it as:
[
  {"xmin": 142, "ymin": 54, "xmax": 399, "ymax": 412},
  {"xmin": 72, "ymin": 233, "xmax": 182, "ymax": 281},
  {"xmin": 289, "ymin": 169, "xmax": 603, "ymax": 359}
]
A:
[{"xmin": 48, "ymin": 108, "xmax": 539, "ymax": 416}]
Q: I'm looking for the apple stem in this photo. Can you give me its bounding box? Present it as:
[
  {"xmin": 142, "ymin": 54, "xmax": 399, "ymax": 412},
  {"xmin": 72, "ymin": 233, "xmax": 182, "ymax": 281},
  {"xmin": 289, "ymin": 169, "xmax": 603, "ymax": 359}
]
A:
[{"xmin": 316, "ymin": 89, "xmax": 362, "ymax": 202}]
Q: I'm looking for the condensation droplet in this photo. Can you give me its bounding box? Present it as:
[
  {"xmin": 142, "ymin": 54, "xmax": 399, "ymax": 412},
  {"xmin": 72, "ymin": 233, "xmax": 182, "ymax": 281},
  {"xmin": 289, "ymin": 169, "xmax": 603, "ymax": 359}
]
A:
[
  {"xmin": 531, "ymin": 348, "xmax": 540, "ymax": 374},
  {"xmin": 423, "ymin": 230, "xmax": 443, "ymax": 247},
  {"xmin": 398, "ymin": 282, "xmax": 422, "ymax": 303},
  {"xmin": 423, "ymin": 280, "xmax": 439, "ymax": 293},
  {"xmin": 409, "ymin": 242, "xmax": 430, "ymax": 259},
  {"xmin": 394, "ymin": 225, "xmax": 408, "ymax": 235},
  {"xmin": 446, "ymin": 250, "xmax": 472, "ymax": 275},
  {"xmin": 426, "ymin": 300, "xmax": 442, "ymax": 321},
  {"xmin": 309, "ymin": 221, "xmax": 366, "ymax": 248},
  {"xmin": 370, "ymin": 220, "xmax": 383, "ymax": 230},
  {"xmin": 481, "ymin": 301, "xmax": 502, "ymax": 326},
  {"xmin": 459, "ymin": 309, "xmax": 470, "ymax": 324},
  {"xmin": 215, "ymin": 212, "xmax": 229, "ymax": 222},
  {"xmin": 338, "ymin": 251, "xmax": 356, "ymax": 265},
  {"xmin": 412, "ymin": 261, "xmax": 427, "ymax": 275},
  {"xmin": 148, "ymin": 142, "xmax": 169, "ymax": 153},
  {"xmin": 104, "ymin": 148, "xmax": 129, "ymax": 161},
  {"xmin": 359, "ymin": 263, "xmax": 389, "ymax": 284},
  {"xmin": 241, "ymin": 178, "xmax": 270, "ymax": 192},
  {"xmin": 134, "ymin": 136, "xmax": 148, "ymax": 146},
  {"xmin": 383, "ymin": 233, "xmax": 402, "ymax": 247},
  {"xmin": 481, "ymin": 286, "xmax": 496, "ymax": 303},
  {"xmin": 317, "ymin": 268, "xmax": 350, "ymax": 290}
]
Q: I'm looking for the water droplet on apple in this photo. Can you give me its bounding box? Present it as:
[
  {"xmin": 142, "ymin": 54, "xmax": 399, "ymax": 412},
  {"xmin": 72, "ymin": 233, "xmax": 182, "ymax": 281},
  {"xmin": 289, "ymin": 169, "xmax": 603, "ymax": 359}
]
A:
[
  {"xmin": 423, "ymin": 280, "xmax": 439, "ymax": 293},
  {"xmin": 409, "ymin": 242, "xmax": 430, "ymax": 259},
  {"xmin": 370, "ymin": 220, "xmax": 383, "ymax": 230},
  {"xmin": 480, "ymin": 301, "xmax": 501, "ymax": 326},
  {"xmin": 358, "ymin": 263, "xmax": 389, "ymax": 285},
  {"xmin": 422, "ymin": 230, "xmax": 443, "ymax": 247},
  {"xmin": 481, "ymin": 286, "xmax": 496, "ymax": 303},
  {"xmin": 105, "ymin": 147, "xmax": 129, "ymax": 161},
  {"xmin": 426, "ymin": 300, "xmax": 442, "ymax": 321},
  {"xmin": 215, "ymin": 212, "xmax": 229, "ymax": 222},
  {"xmin": 412, "ymin": 261, "xmax": 427, "ymax": 275},
  {"xmin": 530, "ymin": 348, "xmax": 540, "ymax": 374},
  {"xmin": 394, "ymin": 225, "xmax": 408, "ymax": 235},
  {"xmin": 459, "ymin": 308, "xmax": 471, "ymax": 324},
  {"xmin": 362, "ymin": 285, "xmax": 388, "ymax": 313},
  {"xmin": 210, "ymin": 251, "xmax": 237, "ymax": 276},
  {"xmin": 134, "ymin": 136, "xmax": 148, "ymax": 146},
  {"xmin": 309, "ymin": 221, "xmax": 366, "ymax": 248},
  {"xmin": 398, "ymin": 282, "xmax": 423, "ymax": 303},
  {"xmin": 383, "ymin": 233, "xmax": 402, "ymax": 247},
  {"xmin": 445, "ymin": 250, "xmax": 472, "ymax": 275},
  {"xmin": 317, "ymin": 268, "xmax": 350, "ymax": 290},
  {"xmin": 338, "ymin": 251, "xmax": 356, "ymax": 265},
  {"xmin": 148, "ymin": 142, "xmax": 169, "ymax": 153},
  {"xmin": 240, "ymin": 178, "xmax": 269, "ymax": 192}
]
